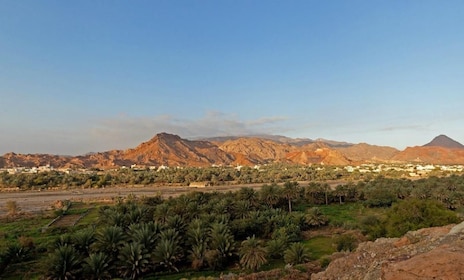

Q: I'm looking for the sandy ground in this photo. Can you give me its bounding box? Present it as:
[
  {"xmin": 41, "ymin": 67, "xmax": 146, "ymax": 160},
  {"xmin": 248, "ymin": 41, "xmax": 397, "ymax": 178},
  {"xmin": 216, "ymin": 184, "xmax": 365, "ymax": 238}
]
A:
[
  {"xmin": 0, "ymin": 184, "xmax": 264, "ymax": 215},
  {"xmin": 0, "ymin": 180, "xmax": 348, "ymax": 215}
]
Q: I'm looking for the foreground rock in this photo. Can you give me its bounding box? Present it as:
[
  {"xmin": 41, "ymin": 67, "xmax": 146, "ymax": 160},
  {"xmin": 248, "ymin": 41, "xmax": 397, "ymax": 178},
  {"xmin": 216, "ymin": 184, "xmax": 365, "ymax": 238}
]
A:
[{"xmin": 312, "ymin": 222, "xmax": 464, "ymax": 280}]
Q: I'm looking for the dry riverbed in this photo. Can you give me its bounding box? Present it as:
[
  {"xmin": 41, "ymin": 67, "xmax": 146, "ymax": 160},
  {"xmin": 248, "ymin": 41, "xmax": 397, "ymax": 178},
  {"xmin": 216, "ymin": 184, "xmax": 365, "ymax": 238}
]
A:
[{"xmin": 0, "ymin": 184, "xmax": 264, "ymax": 215}]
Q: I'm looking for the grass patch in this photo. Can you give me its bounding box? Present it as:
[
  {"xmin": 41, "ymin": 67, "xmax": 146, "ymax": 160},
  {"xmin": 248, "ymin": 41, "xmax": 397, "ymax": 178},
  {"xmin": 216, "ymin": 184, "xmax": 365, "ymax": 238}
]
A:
[
  {"xmin": 318, "ymin": 202, "xmax": 387, "ymax": 228},
  {"xmin": 0, "ymin": 215, "xmax": 52, "ymax": 250},
  {"xmin": 303, "ymin": 236, "xmax": 336, "ymax": 260}
]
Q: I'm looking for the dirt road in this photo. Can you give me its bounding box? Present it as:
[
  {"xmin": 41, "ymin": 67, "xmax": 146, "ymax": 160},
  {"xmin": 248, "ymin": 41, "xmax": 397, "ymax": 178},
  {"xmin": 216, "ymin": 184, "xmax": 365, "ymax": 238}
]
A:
[
  {"xmin": 0, "ymin": 184, "xmax": 264, "ymax": 215},
  {"xmin": 0, "ymin": 180, "xmax": 348, "ymax": 215}
]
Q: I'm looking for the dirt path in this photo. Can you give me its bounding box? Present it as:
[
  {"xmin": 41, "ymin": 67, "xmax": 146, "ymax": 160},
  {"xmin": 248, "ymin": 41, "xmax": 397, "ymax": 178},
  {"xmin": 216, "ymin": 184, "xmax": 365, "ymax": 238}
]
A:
[
  {"xmin": 0, "ymin": 180, "xmax": 348, "ymax": 215},
  {"xmin": 0, "ymin": 184, "xmax": 264, "ymax": 215}
]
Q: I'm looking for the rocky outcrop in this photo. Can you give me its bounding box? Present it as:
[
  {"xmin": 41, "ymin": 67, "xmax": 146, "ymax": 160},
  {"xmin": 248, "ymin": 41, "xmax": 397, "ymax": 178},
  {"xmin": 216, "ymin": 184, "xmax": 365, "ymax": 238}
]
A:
[{"xmin": 312, "ymin": 222, "xmax": 464, "ymax": 280}]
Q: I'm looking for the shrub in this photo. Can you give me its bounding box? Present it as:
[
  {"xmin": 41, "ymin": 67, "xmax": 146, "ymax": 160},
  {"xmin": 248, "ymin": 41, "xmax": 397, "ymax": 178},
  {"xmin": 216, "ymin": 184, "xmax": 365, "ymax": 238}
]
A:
[
  {"xmin": 335, "ymin": 234, "xmax": 357, "ymax": 252},
  {"xmin": 385, "ymin": 199, "xmax": 460, "ymax": 237}
]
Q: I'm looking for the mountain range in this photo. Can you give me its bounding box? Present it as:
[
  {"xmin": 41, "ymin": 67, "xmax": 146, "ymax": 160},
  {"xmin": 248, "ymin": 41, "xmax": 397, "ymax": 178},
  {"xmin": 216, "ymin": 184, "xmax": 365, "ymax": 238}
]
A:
[{"xmin": 1, "ymin": 133, "xmax": 464, "ymax": 169}]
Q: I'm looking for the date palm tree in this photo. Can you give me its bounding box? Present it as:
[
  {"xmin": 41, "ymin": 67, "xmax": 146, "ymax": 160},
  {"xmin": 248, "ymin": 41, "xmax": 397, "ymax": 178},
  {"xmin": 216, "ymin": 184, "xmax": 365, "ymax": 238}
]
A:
[
  {"xmin": 239, "ymin": 235, "xmax": 267, "ymax": 271},
  {"xmin": 208, "ymin": 222, "xmax": 235, "ymax": 268},
  {"xmin": 153, "ymin": 230, "xmax": 182, "ymax": 272},
  {"xmin": 118, "ymin": 242, "xmax": 150, "ymax": 279},
  {"xmin": 93, "ymin": 225, "xmax": 125, "ymax": 262},
  {"xmin": 284, "ymin": 242, "xmax": 311, "ymax": 265},
  {"xmin": 72, "ymin": 228, "xmax": 95, "ymax": 255},
  {"xmin": 304, "ymin": 207, "xmax": 328, "ymax": 228},
  {"xmin": 260, "ymin": 184, "xmax": 281, "ymax": 209},
  {"xmin": 47, "ymin": 245, "xmax": 81, "ymax": 280},
  {"xmin": 282, "ymin": 181, "xmax": 301, "ymax": 212},
  {"xmin": 128, "ymin": 222, "xmax": 159, "ymax": 254},
  {"xmin": 82, "ymin": 252, "xmax": 111, "ymax": 280}
]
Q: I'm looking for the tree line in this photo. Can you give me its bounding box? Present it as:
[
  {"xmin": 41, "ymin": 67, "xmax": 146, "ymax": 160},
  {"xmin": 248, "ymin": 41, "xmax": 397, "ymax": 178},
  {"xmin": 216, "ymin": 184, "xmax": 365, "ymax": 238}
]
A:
[{"xmin": 1, "ymin": 174, "xmax": 463, "ymax": 279}]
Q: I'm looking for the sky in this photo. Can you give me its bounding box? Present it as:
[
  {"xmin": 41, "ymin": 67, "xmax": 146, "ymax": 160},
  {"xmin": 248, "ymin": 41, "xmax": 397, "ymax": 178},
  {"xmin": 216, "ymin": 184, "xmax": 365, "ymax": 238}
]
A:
[{"xmin": 1, "ymin": 1, "xmax": 464, "ymax": 155}]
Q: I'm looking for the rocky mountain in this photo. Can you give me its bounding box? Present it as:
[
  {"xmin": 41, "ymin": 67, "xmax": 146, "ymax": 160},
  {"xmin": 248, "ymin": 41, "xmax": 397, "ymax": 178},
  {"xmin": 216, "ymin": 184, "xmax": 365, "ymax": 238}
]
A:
[
  {"xmin": 218, "ymin": 137, "xmax": 297, "ymax": 164},
  {"xmin": 423, "ymin": 134, "xmax": 464, "ymax": 149},
  {"xmin": 312, "ymin": 221, "xmax": 464, "ymax": 280},
  {"xmin": 389, "ymin": 135, "xmax": 464, "ymax": 164},
  {"xmin": 336, "ymin": 143, "xmax": 400, "ymax": 163},
  {"xmin": 392, "ymin": 146, "xmax": 464, "ymax": 164},
  {"xmin": 1, "ymin": 133, "xmax": 463, "ymax": 168},
  {"xmin": 123, "ymin": 133, "xmax": 234, "ymax": 167}
]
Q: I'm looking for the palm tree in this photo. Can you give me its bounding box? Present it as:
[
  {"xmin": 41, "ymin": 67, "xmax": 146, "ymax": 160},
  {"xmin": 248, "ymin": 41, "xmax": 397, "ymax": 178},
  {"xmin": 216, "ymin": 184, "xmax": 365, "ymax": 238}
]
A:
[
  {"xmin": 118, "ymin": 242, "xmax": 150, "ymax": 279},
  {"xmin": 82, "ymin": 252, "xmax": 111, "ymax": 280},
  {"xmin": 187, "ymin": 219, "xmax": 208, "ymax": 247},
  {"xmin": 334, "ymin": 184, "xmax": 347, "ymax": 204},
  {"xmin": 128, "ymin": 222, "xmax": 159, "ymax": 254},
  {"xmin": 188, "ymin": 242, "xmax": 208, "ymax": 270},
  {"xmin": 72, "ymin": 228, "xmax": 95, "ymax": 255},
  {"xmin": 208, "ymin": 222, "xmax": 235, "ymax": 268},
  {"xmin": 93, "ymin": 225, "xmax": 125, "ymax": 261},
  {"xmin": 186, "ymin": 218, "xmax": 209, "ymax": 270},
  {"xmin": 304, "ymin": 207, "xmax": 328, "ymax": 228},
  {"xmin": 154, "ymin": 203, "xmax": 171, "ymax": 225},
  {"xmin": 284, "ymin": 243, "xmax": 311, "ymax": 265},
  {"xmin": 260, "ymin": 184, "xmax": 281, "ymax": 209},
  {"xmin": 166, "ymin": 214, "xmax": 187, "ymax": 236},
  {"xmin": 47, "ymin": 245, "xmax": 81, "ymax": 280},
  {"xmin": 239, "ymin": 235, "xmax": 267, "ymax": 271},
  {"xmin": 266, "ymin": 227, "xmax": 290, "ymax": 259},
  {"xmin": 237, "ymin": 187, "xmax": 259, "ymax": 207},
  {"xmin": 153, "ymin": 233, "xmax": 182, "ymax": 272},
  {"xmin": 233, "ymin": 200, "xmax": 252, "ymax": 219},
  {"xmin": 282, "ymin": 181, "xmax": 301, "ymax": 212}
]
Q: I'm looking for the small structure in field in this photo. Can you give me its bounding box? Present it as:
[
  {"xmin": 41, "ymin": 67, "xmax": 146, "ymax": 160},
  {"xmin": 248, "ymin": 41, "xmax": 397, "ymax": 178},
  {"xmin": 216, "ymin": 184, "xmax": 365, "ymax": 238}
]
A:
[{"xmin": 189, "ymin": 181, "xmax": 211, "ymax": 188}]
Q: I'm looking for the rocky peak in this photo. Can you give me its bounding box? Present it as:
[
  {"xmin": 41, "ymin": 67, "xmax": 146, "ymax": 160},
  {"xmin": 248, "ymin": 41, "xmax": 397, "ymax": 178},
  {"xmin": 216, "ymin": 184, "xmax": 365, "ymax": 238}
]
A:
[{"xmin": 423, "ymin": 134, "xmax": 464, "ymax": 149}]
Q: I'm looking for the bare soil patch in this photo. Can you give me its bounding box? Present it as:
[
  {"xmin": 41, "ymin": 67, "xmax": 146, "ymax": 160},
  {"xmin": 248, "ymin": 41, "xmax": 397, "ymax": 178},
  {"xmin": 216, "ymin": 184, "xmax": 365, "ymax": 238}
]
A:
[{"xmin": 52, "ymin": 214, "xmax": 82, "ymax": 227}]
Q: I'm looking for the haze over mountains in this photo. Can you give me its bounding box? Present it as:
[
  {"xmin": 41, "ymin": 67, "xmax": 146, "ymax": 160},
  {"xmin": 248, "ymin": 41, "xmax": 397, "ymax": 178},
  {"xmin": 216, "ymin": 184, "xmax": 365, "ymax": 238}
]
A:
[{"xmin": 1, "ymin": 133, "xmax": 464, "ymax": 169}]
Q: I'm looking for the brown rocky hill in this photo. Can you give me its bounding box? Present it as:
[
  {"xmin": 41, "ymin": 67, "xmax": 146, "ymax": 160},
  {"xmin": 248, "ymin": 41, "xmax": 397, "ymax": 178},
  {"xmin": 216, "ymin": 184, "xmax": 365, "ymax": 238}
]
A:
[
  {"xmin": 2, "ymin": 133, "xmax": 464, "ymax": 168},
  {"xmin": 122, "ymin": 132, "xmax": 234, "ymax": 167},
  {"xmin": 423, "ymin": 134, "xmax": 464, "ymax": 149},
  {"xmin": 392, "ymin": 146, "xmax": 464, "ymax": 164},
  {"xmin": 312, "ymin": 221, "xmax": 464, "ymax": 280},
  {"xmin": 218, "ymin": 137, "xmax": 297, "ymax": 164},
  {"xmin": 285, "ymin": 147, "xmax": 351, "ymax": 165},
  {"xmin": 336, "ymin": 143, "xmax": 400, "ymax": 163}
]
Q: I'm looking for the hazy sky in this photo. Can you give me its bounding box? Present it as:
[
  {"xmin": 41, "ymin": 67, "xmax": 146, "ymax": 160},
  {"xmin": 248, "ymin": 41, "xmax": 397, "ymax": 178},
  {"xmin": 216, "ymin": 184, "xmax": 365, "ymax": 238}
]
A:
[{"xmin": 1, "ymin": 1, "xmax": 463, "ymax": 155}]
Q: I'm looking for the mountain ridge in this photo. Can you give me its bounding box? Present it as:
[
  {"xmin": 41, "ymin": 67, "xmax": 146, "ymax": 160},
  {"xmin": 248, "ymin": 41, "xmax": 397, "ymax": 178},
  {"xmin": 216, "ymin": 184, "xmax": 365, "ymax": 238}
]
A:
[{"xmin": 1, "ymin": 133, "xmax": 463, "ymax": 168}]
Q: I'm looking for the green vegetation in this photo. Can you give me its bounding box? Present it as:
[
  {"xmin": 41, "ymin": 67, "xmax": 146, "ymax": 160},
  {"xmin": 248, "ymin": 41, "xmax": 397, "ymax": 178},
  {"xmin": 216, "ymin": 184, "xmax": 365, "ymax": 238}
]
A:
[
  {"xmin": 1, "ymin": 173, "xmax": 464, "ymax": 279},
  {"xmin": 303, "ymin": 236, "xmax": 336, "ymax": 259}
]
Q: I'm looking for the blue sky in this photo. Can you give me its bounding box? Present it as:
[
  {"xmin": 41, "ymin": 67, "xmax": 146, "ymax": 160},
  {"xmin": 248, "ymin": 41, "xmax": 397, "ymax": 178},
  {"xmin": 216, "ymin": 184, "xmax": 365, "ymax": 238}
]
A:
[{"xmin": 1, "ymin": 1, "xmax": 463, "ymax": 155}]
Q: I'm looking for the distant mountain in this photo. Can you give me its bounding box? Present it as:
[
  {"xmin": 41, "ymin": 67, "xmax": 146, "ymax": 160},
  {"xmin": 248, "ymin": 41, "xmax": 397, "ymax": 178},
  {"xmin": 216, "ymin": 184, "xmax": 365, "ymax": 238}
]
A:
[
  {"xmin": 1, "ymin": 133, "xmax": 464, "ymax": 168},
  {"xmin": 123, "ymin": 132, "xmax": 233, "ymax": 167},
  {"xmin": 392, "ymin": 135, "xmax": 464, "ymax": 164},
  {"xmin": 423, "ymin": 135, "xmax": 464, "ymax": 149},
  {"xmin": 218, "ymin": 137, "xmax": 297, "ymax": 164},
  {"xmin": 392, "ymin": 146, "xmax": 464, "ymax": 164},
  {"xmin": 201, "ymin": 134, "xmax": 315, "ymax": 146},
  {"xmin": 315, "ymin": 138, "xmax": 354, "ymax": 148},
  {"xmin": 336, "ymin": 143, "xmax": 400, "ymax": 163}
]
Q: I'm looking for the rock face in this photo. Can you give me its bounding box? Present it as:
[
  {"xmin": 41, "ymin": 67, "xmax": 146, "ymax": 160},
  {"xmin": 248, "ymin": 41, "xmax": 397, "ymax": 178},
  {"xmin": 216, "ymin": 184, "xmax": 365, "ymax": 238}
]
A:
[{"xmin": 312, "ymin": 222, "xmax": 464, "ymax": 280}]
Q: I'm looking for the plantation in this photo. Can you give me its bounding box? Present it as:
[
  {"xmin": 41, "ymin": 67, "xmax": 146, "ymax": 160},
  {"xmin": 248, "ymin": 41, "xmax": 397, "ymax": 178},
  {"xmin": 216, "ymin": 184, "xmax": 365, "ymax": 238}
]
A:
[{"xmin": 1, "ymin": 174, "xmax": 464, "ymax": 279}]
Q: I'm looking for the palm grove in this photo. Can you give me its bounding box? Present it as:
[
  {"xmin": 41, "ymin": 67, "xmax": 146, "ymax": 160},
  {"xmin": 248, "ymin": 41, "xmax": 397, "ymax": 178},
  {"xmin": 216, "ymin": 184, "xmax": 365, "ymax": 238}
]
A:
[{"xmin": 1, "ymin": 170, "xmax": 464, "ymax": 279}]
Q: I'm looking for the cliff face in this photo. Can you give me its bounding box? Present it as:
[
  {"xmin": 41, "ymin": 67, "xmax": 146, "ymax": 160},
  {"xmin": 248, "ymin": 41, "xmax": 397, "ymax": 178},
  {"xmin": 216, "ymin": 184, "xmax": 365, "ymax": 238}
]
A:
[{"xmin": 312, "ymin": 221, "xmax": 464, "ymax": 280}]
